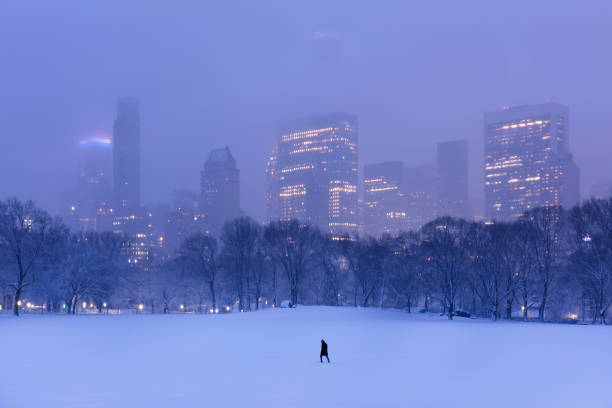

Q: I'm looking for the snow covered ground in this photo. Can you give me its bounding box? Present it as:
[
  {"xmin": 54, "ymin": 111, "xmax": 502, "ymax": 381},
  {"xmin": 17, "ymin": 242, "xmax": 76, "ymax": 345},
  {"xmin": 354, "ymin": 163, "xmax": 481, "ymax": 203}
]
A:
[{"xmin": 1, "ymin": 306, "xmax": 611, "ymax": 408}]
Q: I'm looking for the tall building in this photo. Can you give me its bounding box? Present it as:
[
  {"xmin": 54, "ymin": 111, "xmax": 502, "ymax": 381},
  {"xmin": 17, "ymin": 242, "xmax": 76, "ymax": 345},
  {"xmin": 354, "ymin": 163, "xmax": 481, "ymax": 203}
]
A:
[
  {"xmin": 113, "ymin": 97, "xmax": 141, "ymax": 212},
  {"xmin": 403, "ymin": 165, "xmax": 436, "ymax": 231},
  {"xmin": 436, "ymin": 140, "xmax": 469, "ymax": 219},
  {"xmin": 201, "ymin": 147, "xmax": 240, "ymax": 234},
  {"xmin": 267, "ymin": 113, "xmax": 359, "ymax": 236},
  {"xmin": 484, "ymin": 102, "xmax": 580, "ymax": 221},
  {"xmin": 363, "ymin": 161, "xmax": 406, "ymax": 236},
  {"xmin": 76, "ymin": 137, "xmax": 112, "ymax": 231},
  {"xmin": 265, "ymin": 145, "xmax": 280, "ymax": 224}
]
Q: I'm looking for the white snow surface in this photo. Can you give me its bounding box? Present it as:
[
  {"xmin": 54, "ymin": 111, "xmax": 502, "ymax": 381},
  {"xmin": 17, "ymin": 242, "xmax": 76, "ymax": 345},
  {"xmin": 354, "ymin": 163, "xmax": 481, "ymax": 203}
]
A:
[{"xmin": 1, "ymin": 306, "xmax": 611, "ymax": 408}]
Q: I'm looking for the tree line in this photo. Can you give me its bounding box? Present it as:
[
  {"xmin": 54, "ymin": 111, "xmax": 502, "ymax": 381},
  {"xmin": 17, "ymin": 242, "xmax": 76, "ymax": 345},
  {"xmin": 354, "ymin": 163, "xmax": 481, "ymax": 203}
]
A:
[{"xmin": 2, "ymin": 196, "xmax": 612, "ymax": 323}]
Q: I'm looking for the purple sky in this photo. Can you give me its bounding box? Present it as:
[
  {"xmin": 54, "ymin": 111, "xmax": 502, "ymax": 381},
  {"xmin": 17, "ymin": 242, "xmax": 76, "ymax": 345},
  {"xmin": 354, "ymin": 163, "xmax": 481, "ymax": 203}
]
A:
[{"xmin": 1, "ymin": 1, "xmax": 611, "ymax": 220}]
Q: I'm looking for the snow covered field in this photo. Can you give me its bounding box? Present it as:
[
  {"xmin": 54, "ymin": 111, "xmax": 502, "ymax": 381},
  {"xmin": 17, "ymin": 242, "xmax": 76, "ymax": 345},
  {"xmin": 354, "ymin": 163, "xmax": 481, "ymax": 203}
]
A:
[{"xmin": 1, "ymin": 307, "xmax": 611, "ymax": 408}]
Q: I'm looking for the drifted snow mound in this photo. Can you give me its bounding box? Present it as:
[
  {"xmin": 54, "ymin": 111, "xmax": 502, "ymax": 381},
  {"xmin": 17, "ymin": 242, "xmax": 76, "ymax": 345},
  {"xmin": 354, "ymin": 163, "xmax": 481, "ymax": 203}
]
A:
[{"xmin": 1, "ymin": 306, "xmax": 611, "ymax": 408}]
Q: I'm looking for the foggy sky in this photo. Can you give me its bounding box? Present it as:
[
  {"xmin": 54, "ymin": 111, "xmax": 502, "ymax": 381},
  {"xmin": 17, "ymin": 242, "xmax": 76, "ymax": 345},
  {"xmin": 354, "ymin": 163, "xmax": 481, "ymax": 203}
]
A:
[{"xmin": 1, "ymin": 0, "xmax": 611, "ymax": 221}]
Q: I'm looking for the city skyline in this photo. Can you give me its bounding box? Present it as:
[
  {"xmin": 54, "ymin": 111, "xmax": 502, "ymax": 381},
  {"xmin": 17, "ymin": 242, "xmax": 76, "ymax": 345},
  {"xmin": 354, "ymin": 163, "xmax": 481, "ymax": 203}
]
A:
[
  {"xmin": 57, "ymin": 99, "xmax": 591, "ymax": 234},
  {"xmin": 2, "ymin": 1, "xmax": 610, "ymax": 222}
]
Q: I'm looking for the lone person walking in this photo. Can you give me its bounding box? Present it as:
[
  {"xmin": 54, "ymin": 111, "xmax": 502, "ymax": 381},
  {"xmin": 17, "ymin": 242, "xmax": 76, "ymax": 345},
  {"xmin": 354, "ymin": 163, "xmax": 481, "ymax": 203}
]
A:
[{"xmin": 320, "ymin": 339, "xmax": 330, "ymax": 363}]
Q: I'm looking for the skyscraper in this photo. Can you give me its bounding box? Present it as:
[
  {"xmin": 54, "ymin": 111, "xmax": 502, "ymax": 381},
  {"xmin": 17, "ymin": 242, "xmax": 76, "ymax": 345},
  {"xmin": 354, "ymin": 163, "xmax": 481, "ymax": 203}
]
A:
[
  {"xmin": 267, "ymin": 113, "xmax": 359, "ymax": 236},
  {"xmin": 76, "ymin": 137, "xmax": 112, "ymax": 231},
  {"xmin": 484, "ymin": 102, "xmax": 580, "ymax": 221},
  {"xmin": 436, "ymin": 140, "xmax": 469, "ymax": 219},
  {"xmin": 113, "ymin": 97, "xmax": 141, "ymax": 212},
  {"xmin": 403, "ymin": 165, "xmax": 437, "ymax": 231},
  {"xmin": 363, "ymin": 161, "xmax": 406, "ymax": 236},
  {"xmin": 201, "ymin": 147, "xmax": 241, "ymax": 234}
]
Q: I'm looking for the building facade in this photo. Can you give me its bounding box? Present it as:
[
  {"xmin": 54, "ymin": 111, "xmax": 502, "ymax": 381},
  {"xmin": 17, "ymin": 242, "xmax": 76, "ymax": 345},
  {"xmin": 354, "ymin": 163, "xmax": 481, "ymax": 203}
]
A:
[
  {"xmin": 403, "ymin": 165, "xmax": 437, "ymax": 231},
  {"xmin": 363, "ymin": 161, "xmax": 406, "ymax": 236},
  {"xmin": 113, "ymin": 97, "xmax": 141, "ymax": 212},
  {"xmin": 75, "ymin": 137, "xmax": 113, "ymax": 231},
  {"xmin": 267, "ymin": 113, "xmax": 359, "ymax": 236},
  {"xmin": 201, "ymin": 147, "xmax": 240, "ymax": 234},
  {"xmin": 484, "ymin": 102, "xmax": 580, "ymax": 221},
  {"xmin": 436, "ymin": 140, "xmax": 469, "ymax": 219}
]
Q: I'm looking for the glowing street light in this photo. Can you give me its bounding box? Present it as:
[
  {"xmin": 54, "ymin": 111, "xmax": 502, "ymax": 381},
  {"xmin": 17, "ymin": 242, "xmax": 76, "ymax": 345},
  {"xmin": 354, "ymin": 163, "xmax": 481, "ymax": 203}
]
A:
[
  {"xmin": 180, "ymin": 304, "xmax": 184, "ymax": 310},
  {"xmin": 138, "ymin": 304, "xmax": 144, "ymax": 311},
  {"xmin": 225, "ymin": 306, "xmax": 230, "ymax": 312},
  {"xmin": 209, "ymin": 308, "xmax": 214, "ymax": 313},
  {"xmin": 17, "ymin": 300, "xmax": 22, "ymax": 307},
  {"xmin": 82, "ymin": 301, "xmax": 87, "ymax": 309},
  {"xmin": 215, "ymin": 308, "xmax": 219, "ymax": 314},
  {"xmin": 102, "ymin": 302, "xmax": 107, "ymax": 308}
]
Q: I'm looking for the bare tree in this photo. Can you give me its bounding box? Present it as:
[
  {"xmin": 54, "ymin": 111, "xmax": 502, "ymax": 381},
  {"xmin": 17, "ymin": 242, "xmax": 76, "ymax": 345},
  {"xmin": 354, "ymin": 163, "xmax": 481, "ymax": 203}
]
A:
[
  {"xmin": 264, "ymin": 220, "xmax": 316, "ymax": 305},
  {"xmin": 389, "ymin": 231, "xmax": 423, "ymax": 312},
  {"xmin": 469, "ymin": 222, "xmax": 518, "ymax": 320},
  {"xmin": 221, "ymin": 217, "xmax": 260, "ymax": 311},
  {"xmin": 339, "ymin": 236, "xmax": 382, "ymax": 308},
  {"xmin": 179, "ymin": 233, "xmax": 220, "ymax": 311},
  {"xmin": 567, "ymin": 198, "xmax": 612, "ymax": 324},
  {"xmin": 420, "ymin": 217, "xmax": 470, "ymax": 320},
  {"xmin": 58, "ymin": 239, "xmax": 114, "ymax": 314},
  {"xmin": 313, "ymin": 232, "xmax": 345, "ymax": 306},
  {"xmin": 520, "ymin": 207, "xmax": 565, "ymax": 321},
  {"xmin": 0, "ymin": 198, "xmax": 66, "ymax": 316}
]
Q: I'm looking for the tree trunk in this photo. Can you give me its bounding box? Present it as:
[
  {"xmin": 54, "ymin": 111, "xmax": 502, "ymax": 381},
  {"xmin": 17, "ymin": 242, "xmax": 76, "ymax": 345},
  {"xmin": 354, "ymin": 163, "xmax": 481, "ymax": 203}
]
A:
[
  {"xmin": 209, "ymin": 280, "xmax": 216, "ymax": 311},
  {"xmin": 538, "ymin": 282, "xmax": 548, "ymax": 321},
  {"xmin": 13, "ymin": 286, "xmax": 22, "ymax": 316},
  {"xmin": 505, "ymin": 293, "xmax": 513, "ymax": 320}
]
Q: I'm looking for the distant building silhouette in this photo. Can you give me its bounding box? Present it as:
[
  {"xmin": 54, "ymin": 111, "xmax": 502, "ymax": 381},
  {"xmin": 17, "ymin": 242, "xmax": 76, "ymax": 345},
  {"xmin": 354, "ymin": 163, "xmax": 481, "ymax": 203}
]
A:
[
  {"xmin": 266, "ymin": 113, "xmax": 359, "ymax": 236},
  {"xmin": 436, "ymin": 140, "xmax": 469, "ymax": 219},
  {"xmin": 162, "ymin": 190, "xmax": 206, "ymax": 253},
  {"xmin": 403, "ymin": 165, "xmax": 436, "ymax": 231},
  {"xmin": 201, "ymin": 147, "xmax": 240, "ymax": 234},
  {"xmin": 76, "ymin": 138, "xmax": 112, "ymax": 231},
  {"xmin": 113, "ymin": 97, "xmax": 141, "ymax": 212},
  {"xmin": 484, "ymin": 102, "xmax": 580, "ymax": 221},
  {"xmin": 363, "ymin": 161, "xmax": 406, "ymax": 236}
]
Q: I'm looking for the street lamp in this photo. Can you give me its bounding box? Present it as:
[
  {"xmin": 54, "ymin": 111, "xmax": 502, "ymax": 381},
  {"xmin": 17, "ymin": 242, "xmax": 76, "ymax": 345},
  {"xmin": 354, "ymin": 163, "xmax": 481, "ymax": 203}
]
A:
[{"xmin": 138, "ymin": 304, "xmax": 144, "ymax": 311}]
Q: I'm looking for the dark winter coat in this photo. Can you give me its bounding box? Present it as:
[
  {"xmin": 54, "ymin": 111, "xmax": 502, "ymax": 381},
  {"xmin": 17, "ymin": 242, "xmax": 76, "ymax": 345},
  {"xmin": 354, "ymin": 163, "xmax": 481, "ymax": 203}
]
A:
[{"xmin": 320, "ymin": 340, "xmax": 328, "ymax": 356}]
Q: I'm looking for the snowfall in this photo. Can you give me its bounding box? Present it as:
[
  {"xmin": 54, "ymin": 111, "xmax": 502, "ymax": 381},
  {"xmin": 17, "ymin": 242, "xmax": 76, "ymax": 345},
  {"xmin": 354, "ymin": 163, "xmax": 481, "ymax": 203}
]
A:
[{"xmin": 1, "ymin": 307, "xmax": 611, "ymax": 408}]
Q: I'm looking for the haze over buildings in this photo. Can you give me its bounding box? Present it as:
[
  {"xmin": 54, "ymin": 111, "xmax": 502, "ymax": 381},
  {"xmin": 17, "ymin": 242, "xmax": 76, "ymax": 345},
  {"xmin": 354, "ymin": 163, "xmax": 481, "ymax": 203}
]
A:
[
  {"xmin": 113, "ymin": 97, "xmax": 141, "ymax": 213},
  {"xmin": 2, "ymin": 2, "xmax": 610, "ymax": 222},
  {"xmin": 436, "ymin": 140, "xmax": 469, "ymax": 219},
  {"xmin": 363, "ymin": 161, "xmax": 405, "ymax": 236},
  {"xmin": 484, "ymin": 102, "xmax": 580, "ymax": 221},
  {"xmin": 75, "ymin": 137, "xmax": 112, "ymax": 231},
  {"xmin": 201, "ymin": 147, "xmax": 241, "ymax": 235},
  {"xmin": 266, "ymin": 113, "xmax": 359, "ymax": 236}
]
